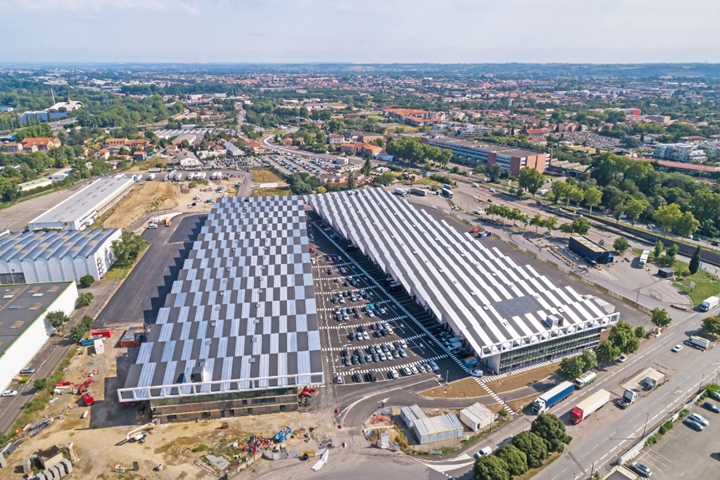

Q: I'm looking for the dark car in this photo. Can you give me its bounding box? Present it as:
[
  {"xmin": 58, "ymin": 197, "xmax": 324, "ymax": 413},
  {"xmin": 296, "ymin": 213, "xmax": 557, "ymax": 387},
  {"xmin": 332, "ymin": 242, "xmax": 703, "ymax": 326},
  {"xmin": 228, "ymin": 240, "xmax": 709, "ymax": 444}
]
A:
[
  {"xmin": 703, "ymin": 401, "xmax": 720, "ymax": 413},
  {"xmin": 684, "ymin": 418, "xmax": 704, "ymax": 431},
  {"xmin": 326, "ymin": 268, "xmax": 332, "ymax": 275},
  {"xmin": 348, "ymin": 332, "xmax": 356, "ymax": 341},
  {"xmin": 352, "ymin": 372, "xmax": 362, "ymax": 383},
  {"xmin": 630, "ymin": 463, "xmax": 652, "ymax": 478},
  {"xmin": 342, "ymin": 348, "xmax": 349, "ymax": 357}
]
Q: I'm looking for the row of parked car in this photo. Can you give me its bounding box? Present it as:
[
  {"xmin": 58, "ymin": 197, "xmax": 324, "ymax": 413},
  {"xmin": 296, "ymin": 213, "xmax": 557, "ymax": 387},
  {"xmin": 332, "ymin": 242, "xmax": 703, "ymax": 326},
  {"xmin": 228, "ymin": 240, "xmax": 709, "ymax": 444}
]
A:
[{"xmin": 337, "ymin": 358, "xmax": 442, "ymax": 384}]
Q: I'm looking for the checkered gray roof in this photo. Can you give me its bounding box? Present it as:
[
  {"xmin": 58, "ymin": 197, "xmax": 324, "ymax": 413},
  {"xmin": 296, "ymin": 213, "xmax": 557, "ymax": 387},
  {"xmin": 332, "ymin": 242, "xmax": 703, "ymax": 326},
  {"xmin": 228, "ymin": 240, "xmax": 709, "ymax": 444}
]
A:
[{"xmin": 118, "ymin": 196, "xmax": 324, "ymax": 402}]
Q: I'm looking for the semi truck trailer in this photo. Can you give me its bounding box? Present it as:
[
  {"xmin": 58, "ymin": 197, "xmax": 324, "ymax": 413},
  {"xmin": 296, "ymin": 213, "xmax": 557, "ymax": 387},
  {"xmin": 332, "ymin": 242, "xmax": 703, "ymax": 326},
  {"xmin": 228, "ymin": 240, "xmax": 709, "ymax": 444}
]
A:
[
  {"xmin": 568, "ymin": 389, "xmax": 611, "ymax": 424},
  {"xmin": 532, "ymin": 381, "xmax": 575, "ymax": 414}
]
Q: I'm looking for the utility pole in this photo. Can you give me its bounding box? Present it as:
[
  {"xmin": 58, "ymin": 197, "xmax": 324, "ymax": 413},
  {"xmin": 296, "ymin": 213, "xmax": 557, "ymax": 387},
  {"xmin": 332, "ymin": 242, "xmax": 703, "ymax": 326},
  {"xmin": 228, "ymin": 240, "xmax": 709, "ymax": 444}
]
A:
[{"xmin": 641, "ymin": 412, "xmax": 650, "ymax": 439}]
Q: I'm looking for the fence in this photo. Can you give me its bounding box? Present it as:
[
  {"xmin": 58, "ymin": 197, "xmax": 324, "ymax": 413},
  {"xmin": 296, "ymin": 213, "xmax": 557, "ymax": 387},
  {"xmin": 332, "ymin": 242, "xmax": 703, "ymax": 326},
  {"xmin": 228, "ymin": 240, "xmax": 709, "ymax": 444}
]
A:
[{"xmin": 616, "ymin": 389, "xmax": 705, "ymax": 466}]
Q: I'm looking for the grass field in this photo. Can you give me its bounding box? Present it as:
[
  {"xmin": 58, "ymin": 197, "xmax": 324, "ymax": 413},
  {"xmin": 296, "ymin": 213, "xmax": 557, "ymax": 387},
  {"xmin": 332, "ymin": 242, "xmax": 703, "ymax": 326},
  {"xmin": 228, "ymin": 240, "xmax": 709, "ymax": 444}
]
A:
[
  {"xmin": 674, "ymin": 265, "xmax": 720, "ymax": 305},
  {"xmin": 252, "ymin": 187, "xmax": 291, "ymax": 197},
  {"xmin": 251, "ymin": 168, "xmax": 285, "ymax": 183},
  {"xmin": 413, "ymin": 177, "xmax": 442, "ymax": 189}
]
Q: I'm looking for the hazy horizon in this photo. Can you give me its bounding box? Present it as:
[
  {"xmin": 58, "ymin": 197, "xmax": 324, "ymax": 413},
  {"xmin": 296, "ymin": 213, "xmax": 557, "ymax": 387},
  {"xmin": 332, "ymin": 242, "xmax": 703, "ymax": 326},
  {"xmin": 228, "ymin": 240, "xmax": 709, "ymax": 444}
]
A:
[{"xmin": 0, "ymin": 0, "xmax": 718, "ymax": 64}]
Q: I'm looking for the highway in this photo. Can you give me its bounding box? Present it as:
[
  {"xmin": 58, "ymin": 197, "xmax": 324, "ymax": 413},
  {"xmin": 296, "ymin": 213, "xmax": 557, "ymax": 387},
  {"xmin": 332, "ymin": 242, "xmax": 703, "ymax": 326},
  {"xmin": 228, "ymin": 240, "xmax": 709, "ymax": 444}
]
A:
[{"xmin": 424, "ymin": 303, "xmax": 719, "ymax": 479}]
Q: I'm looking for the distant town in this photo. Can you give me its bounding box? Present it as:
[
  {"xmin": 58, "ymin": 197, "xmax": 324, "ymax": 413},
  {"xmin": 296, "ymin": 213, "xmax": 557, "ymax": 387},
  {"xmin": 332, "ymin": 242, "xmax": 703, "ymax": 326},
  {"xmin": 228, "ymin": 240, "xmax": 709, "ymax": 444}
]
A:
[{"xmin": 1, "ymin": 63, "xmax": 720, "ymax": 480}]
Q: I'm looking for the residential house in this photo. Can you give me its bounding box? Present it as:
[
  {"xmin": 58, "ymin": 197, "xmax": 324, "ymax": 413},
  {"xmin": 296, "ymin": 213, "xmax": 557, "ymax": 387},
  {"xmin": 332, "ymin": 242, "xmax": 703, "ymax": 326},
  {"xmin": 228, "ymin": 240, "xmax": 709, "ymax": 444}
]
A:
[
  {"xmin": 105, "ymin": 138, "xmax": 129, "ymax": 148},
  {"xmin": 4, "ymin": 142, "xmax": 22, "ymax": 153},
  {"xmin": 328, "ymin": 133, "xmax": 344, "ymax": 146},
  {"xmin": 94, "ymin": 149, "xmax": 110, "ymax": 160},
  {"xmin": 340, "ymin": 143, "xmax": 382, "ymax": 157},
  {"xmin": 282, "ymin": 137, "xmax": 294, "ymax": 147},
  {"xmin": 245, "ymin": 141, "xmax": 264, "ymax": 154},
  {"xmin": 356, "ymin": 132, "xmax": 383, "ymax": 143},
  {"xmin": 21, "ymin": 138, "xmax": 61, "ymax": 151},
  {"xmin": 133, "ymin": 151, "xmax": 147, "ymax": 161},
  {"xmin": 521, "ymin": 128, "xmax": 549, "ymax": 141}
]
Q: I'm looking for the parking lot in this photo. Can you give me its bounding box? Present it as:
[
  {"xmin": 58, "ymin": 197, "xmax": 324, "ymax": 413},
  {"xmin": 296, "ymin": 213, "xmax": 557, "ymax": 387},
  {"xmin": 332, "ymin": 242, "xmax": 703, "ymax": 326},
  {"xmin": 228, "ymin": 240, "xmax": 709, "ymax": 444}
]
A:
[
  {"xmin": 308, "ymin": 215, "xmax": 467, "ymax": 386},
  {"xmin": 631, "ymin": 401, "xmax": 720, "ymax": 479},
  {"xmin": 262, "ymin": 154, "xmax": 333, "ymax": 176}
]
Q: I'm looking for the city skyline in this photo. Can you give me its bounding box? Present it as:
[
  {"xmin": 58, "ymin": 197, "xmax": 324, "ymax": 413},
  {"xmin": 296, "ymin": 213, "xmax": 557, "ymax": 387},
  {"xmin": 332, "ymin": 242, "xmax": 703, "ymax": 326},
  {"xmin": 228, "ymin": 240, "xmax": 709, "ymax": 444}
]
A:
[{"xmin": 0, "ymin": 0, "xmax": 718, "ymax": 64}]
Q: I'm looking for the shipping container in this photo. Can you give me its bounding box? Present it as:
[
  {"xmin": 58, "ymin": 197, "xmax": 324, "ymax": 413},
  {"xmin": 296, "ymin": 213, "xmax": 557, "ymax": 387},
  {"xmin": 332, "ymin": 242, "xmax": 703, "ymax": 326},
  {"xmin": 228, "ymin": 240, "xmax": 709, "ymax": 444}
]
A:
[{"xmin": 532, "ymin": 381, "xmax": 574, "ymax": 414}]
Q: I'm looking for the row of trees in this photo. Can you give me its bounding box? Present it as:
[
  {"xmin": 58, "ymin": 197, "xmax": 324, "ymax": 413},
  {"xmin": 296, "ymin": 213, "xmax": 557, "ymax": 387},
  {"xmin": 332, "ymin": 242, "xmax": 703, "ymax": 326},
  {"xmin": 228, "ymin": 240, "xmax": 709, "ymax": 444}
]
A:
[
  {"xmin": 558, "ymin": 350, "xmax": 598, "ymax": 381},
  {"xmin": 386, "ymin": 138, "xmax": 453, "ymax": 167},
  {"xmin": 595, "ymin": 314, "xmax": 671, "ymax": 362},
  {"xmin": 473, "ymin": 414, "xmax": 571, "ymax": 480}
]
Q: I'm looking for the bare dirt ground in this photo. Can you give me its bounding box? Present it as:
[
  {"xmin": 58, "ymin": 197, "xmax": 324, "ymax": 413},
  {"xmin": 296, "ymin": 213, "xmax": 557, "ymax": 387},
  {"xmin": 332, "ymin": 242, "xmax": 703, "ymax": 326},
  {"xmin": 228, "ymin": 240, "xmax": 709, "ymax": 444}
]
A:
[
  {"xmin": 5, "ymin": 330, "xmax": 339, "ymax": 479},
  {"xmin": 484, "ymin": 364, "xmax": 559, "ymax": 394},
  {"xmin": 419, "ymin": 378, "xmax": 488, "ymax": 399},
  {"xmin": 104, "ymin": 182, "xmax": 181, "ymax": 229}
]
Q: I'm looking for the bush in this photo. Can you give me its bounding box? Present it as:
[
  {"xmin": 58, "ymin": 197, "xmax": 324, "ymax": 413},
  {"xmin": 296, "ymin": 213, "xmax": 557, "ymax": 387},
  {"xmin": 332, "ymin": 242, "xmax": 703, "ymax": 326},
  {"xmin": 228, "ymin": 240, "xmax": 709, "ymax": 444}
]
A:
[
  {"xmin": 394, "ymin": 426, "xmax": 408, "ymax": 449},
  {"xmin": 679, "ymin": 409, "xmax": 690, "ymax": 419},
  {"xmin": 79, "ymin": 274, "xmax": 95, "ymax": 288},
  {"xmin": 659, "ymin": 420, "xmax": 674, "ymax": 435},
  {"xmin": 70, "ymin": 315, "xmax": 95, "ymax": 343},
  {"xmin": 706, "ymin": 383, "xmax": 720, "ymax": 395},
  {"xmin": 76, "ymin": 292, "xmax": 94, "ymax": 308},
  {"xmin": 531, "ymin": 414, "xmax": 570, "ymax": 453},
  {"xmin": 645, "ymin": 433, "xmax": 660, "ymax": 445},
  {"xmin": 33, "ymin": 378, "xmax": 47, "ymax": 391}
]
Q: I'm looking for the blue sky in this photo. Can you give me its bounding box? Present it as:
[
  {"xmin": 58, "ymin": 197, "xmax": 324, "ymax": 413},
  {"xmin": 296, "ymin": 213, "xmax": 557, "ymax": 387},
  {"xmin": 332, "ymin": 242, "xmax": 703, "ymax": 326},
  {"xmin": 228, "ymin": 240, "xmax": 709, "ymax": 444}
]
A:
[{"xmin": 0, "ymin": 0, "xmax": 717, "ymax": 63}]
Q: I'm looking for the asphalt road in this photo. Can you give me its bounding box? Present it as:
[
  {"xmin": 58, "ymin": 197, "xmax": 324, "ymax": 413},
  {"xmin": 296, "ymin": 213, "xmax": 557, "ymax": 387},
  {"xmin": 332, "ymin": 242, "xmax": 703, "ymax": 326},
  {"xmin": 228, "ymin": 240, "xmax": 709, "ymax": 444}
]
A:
[
  {"xmin": 95, "ymin": 213, "xmax": 206, "ymax": 327},
  {"xmin": 0, "ymin": 180, "xmax": 89, "ymax": 232}
]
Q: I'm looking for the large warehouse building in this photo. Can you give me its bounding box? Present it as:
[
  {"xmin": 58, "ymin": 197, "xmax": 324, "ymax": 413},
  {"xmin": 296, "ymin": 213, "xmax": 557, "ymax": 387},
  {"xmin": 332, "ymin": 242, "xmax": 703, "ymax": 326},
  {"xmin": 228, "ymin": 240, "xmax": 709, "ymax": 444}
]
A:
[
  {"xmin": 424, "ymin": 136, "xmax": 548, "ymax": 176},
  {"xmin": 0, "ymin": 282, "xmax": 78, "ymax": 393},
  {"xmin": 0, "ymin": 229, "xmax": 121, "ymax": 284},
  {"xmin": 27, "ymin": 176, "xmax": 134, "ymax": 231},
  {"xmin": 118, "ymin": 196, "xmax": 324, "ymax": 422},
  {"xmin": 309, "ymin": 189, "xmax": 619, "ymax": 373}
]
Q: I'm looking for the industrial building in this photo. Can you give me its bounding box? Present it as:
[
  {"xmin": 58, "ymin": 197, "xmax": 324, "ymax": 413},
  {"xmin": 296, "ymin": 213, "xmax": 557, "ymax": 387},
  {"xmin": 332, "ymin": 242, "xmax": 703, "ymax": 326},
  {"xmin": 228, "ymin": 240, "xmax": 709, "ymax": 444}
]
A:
[
  {"xmin": 568, "ymin": 236, "xmax": 614, "ymax": 264},
  {"xmin": 0, "ymin": 229, "xmax": 121, "ymax": 284},
  {"xmin": 27, "ymin": 176, "xmax": 134, "ymax": 231},
  {"xmin": 117, "ymin": 196, "xmax": 324, "ymax": 422},
  {"xmin": 309, "ymin": 189, "xmax": 619, "ymax": 373},
  {"xmin": 400, "ymin": 405, "xmax": 463, "ymax": 444},
  {"xmin": 0, "ymin": 282, "xmax": 78, "ymax": 393},
  {"xmin": 424, "ymin": 135, "xmax": 548, "ymax": 176}
]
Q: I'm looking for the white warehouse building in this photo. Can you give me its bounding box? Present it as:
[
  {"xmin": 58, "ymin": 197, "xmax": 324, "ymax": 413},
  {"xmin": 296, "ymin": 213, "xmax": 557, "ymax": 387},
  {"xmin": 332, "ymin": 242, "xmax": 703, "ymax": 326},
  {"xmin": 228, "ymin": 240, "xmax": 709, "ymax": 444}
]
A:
[
  {"xmin": 27, "ymin": 176, "xmax": 134, "ymax": 231},
  {"xmin": 0, "ymin": 282, "xmax": 78, "ymax": 394},
  {"xmin": 0, "ymin": 229, "xmax": 121, "ymax": 284}
]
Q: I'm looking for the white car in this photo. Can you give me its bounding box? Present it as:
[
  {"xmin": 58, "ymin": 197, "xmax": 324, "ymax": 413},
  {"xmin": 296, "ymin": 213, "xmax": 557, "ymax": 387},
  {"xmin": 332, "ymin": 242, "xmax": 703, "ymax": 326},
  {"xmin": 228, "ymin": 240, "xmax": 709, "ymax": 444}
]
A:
[
  {"xmin": 671, "ymin": 345, "xmax": 683, "ymax": 352},
  {"xmin": 362, "ymin": 332, "xmax": 370, "ymax": 341},
  {"xmin": 471, "ymin": 369, "xmax": 484, "ymax": 377},
  {"xmin": 617, "ymin": 354, "xmax": 628, "ymax": 363},
  {"xmin": 2, "ymin": 390, "xmax": 18, "ymax": 397}
]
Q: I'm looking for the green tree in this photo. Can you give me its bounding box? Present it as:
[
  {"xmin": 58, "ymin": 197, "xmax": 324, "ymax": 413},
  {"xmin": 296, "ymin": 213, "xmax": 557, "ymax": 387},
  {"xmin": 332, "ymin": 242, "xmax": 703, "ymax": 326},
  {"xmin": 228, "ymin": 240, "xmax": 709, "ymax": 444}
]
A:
[
  {"xmin": 653, "ymin": 203, "xmax": 683, "ymax": 235},
  {"xmin": 79, "ymin": 274, "xmax": 95, "ymax": 288},
  {"xmin": 676, "ymin": 211, "xmax": 700, "ymax": 239},
  {"xmin": 495, "ymin": 445, "xmax": 528, "ymax": 477},
  {"xmin": 567, "ymin": 186, "xmax": 585, "ymax": 209},
  {"xmin": 374, "ymin": 172, "xmax": 395, "ymax": 186},
  {"xmin": 558, "ymin": 357, "xmax": 583, "ymax": 381},
  {"xmin": 362, "ymin": 157, "xmax": 372, "ymax": 176},
  {"xmin": 543, "ymin": 216, "xmax": 558, "ymax": 231},
  {"xmin": 531, "ymin": 414, "xmax": 570, "ymax": 453},
  {"xmin": 473, "ymin": 455, "xmax": 510, "ymax": 480},
  {"xmin": 512, "ymin": 431, "xmax": 548, "ymax": 468},
  {"xmin": 70, "ymin": 315, "xmax": 95, "ymax": 343},
  {"xmin": 518, "ymin": 167, "xmax": 544, "ymax": 196},
  {"xmin": 487, "ymin": 164, "xmax": 503, "ymax": 183},
  {"xmin": 46, "ymin": 311, "xmax": 69, "ymax": 330},
  {"xmin": 579, "ymin": 350, "xmax": 598, "ymax": 372},
  {"xmin": 111, "ymin": 231, "xmax": 150, "ymax": 268},
  {"xmin": 595, "ymin": 340, "xmax": 621, "ymax": 363},
  {"xmin": 608, "ymin": 320, "xmax": 640, "ymax": 354},
  {"xmin": 583, "ymin": 187, "xmax": 603, "ymax": 214},
  {"xmin": 653, "ymin": 240, "xmax": 665, "ymax": 260},
  {"xmin": 550, "ymin": 181, "xmax": 570, "ymax": 204},
  {"xmin": 613, "ymin": 236, "xmax": 629, "ymax": 254},
  {"xmin": 559, "ymin": 223, "xmax": 574, "ymax": 235},
  {"xmin": 347, "ymin": 170, "xmax": 355, "ymax": 190},
  {"xmin": 571, "ymin": 217, "xmax": 592, "ymax": 235},
  {"xmin": 624, "ymin": 198, "xmax": 649, "ymax": 225},
  {"xmin": 634, "ymin": 326, "xmax": 646, "ymax": 338},
  {"xmin": 702, "ymin": 316, "xmax": 720, "ymax": 337},
  {"xmin": 530, "ymin": 213, "xmax": 544, "ymax": 233},
  {"xmin": 33, "ymin": 378, "xmax": 47, "ymax": 391},
  {"xmin": 650, "ymin": 308, "xmax": 672, "ymax": 329},
  {"xmin": 689, "ymin": 246, "xmax": 701, "ymax": 275}
]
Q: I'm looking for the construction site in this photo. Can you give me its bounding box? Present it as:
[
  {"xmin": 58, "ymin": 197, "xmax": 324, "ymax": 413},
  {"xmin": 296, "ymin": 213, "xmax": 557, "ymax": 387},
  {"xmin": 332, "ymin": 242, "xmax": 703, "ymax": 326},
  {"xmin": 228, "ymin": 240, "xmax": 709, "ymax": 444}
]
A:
[{"xmin": 1, "ymin": 327, "xmax": 339, "ymax": 479}]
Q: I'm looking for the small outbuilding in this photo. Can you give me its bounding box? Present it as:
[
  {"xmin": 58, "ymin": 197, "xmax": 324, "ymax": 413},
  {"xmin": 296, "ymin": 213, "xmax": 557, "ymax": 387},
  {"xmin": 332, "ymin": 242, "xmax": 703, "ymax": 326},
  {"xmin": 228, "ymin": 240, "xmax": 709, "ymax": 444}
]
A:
[
  {"xmin": 459, "ymin": 402, "xmax": 495, "ymax": 432},
  {"xmin": 658, "ymin": 267, "xmax": 675, "ymax": 278}
]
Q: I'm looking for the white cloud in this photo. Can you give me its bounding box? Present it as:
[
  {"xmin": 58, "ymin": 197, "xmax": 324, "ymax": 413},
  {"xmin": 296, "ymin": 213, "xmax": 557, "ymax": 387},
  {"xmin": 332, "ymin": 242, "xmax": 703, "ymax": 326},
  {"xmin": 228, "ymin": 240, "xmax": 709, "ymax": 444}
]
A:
[{"xmin": 0, "ymin": 0, "xmax": 199, "ymax": 14}]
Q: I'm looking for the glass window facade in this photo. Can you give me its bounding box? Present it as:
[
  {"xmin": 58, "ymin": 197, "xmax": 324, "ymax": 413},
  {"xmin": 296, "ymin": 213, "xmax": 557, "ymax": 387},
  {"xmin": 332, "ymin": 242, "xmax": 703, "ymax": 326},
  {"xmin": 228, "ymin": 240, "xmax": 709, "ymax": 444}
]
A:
[{"xmin": 498, "ymin": 328, "xmax": 602, "ymax": 372}]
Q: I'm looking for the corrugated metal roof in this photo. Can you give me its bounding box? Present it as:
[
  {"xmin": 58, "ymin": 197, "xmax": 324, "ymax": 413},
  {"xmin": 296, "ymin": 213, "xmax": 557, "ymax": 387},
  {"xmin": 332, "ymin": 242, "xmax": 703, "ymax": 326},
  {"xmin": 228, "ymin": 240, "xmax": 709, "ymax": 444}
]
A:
[
  {"xmin": 309, "ymin": 189, "xmax": 618, "ymax": 358},
  {"xmin": 0, "ymin": 229, "xmax": 120, "ymax": 262}
]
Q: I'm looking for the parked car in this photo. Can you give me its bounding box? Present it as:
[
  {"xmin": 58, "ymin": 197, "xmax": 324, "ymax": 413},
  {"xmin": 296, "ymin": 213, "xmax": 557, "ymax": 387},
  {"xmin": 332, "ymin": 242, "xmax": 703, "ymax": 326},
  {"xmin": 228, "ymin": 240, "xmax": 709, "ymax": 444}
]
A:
[
  {"xmin": 388, "ymin": 369, "xmax": 399, "ymax": 379},
  {"xmin": 19, "ymin": 367, "xmax": 36, "ymax": 375},
  {"xmin": 630, "ymin": 462, "xmax": 652, "ymax": 477},
  {"xmin": 684, "ymin": 418, "xmax": 704, "ymax": 431},
  {"xmin": 352, "ymin": 373, "xmax": 362, "ymax": 383},
  {"xmin": 1, "ymin": 390, "xmax": 18, "ymax": 397},
  {"xmin": 671, "ymin": 345, "xmax": 683, "ymax": 352},
  {"xmin": 689, "ymin": 413, "xmax": 709, "ymax": 427},
  {"xmin": 334, "ymin": 375, "xmax": 343, "ymax": 384},
  {"xmin": 401, "ymin": 367, "xmax": 412, "ymax": 376},
  {"xmin": 617, "ymin": 354, "xmax": 628, "ymax": 363},
  {"xmin": 702, "ymin": 402, "xmax": 720, "ymax": 413}
]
